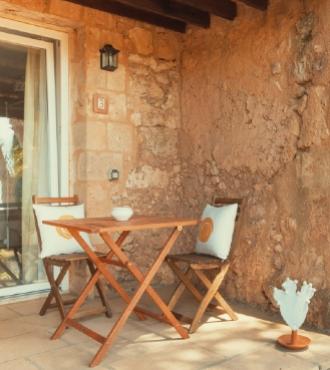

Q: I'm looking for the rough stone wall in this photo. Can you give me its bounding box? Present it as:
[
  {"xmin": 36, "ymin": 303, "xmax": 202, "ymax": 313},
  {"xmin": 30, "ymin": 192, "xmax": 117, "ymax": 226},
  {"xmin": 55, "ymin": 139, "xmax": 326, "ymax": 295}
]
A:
[
  {"xmin": 180, "ymin": 0, "xmax": 330, "ymax": 329},
  {"xmin": 2, "ymin": 0, "xmax": 330, "ymax": 330},
  {"xmin": 0, "ymin": 0, "xmax": 183, "ymax": 288}
]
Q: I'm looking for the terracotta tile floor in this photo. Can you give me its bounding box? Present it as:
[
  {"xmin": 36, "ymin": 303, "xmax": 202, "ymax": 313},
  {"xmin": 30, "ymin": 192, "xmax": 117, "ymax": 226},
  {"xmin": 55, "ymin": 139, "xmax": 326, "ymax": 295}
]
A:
[{"xmin": 0, "ymin": 286, "xmax": 328, "ymax": 370}]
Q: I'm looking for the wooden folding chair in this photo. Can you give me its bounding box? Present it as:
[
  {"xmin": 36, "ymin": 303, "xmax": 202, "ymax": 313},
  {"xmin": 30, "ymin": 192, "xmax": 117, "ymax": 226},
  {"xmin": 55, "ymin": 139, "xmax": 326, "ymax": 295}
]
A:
[
  {"xmin": 166, "ymin": 197, "xmax": 245, "ymax": 333},
  {"xmin": 32, "ymin": 195, "xmax": 112, "ymax": 320}
]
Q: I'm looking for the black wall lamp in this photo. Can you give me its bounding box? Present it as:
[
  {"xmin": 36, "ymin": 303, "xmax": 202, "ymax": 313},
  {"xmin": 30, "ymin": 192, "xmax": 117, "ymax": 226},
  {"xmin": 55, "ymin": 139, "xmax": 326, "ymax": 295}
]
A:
[{"xmin": 100, "ymin": 44, "xmax": 120, "ymax": 71}]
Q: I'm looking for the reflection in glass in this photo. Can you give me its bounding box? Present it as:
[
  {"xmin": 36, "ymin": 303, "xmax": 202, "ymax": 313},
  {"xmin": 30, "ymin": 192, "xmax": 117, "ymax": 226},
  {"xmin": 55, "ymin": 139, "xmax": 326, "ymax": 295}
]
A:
[{"xmin": 0, "ymin": 41, "xmax": 51, "ymax": 287}]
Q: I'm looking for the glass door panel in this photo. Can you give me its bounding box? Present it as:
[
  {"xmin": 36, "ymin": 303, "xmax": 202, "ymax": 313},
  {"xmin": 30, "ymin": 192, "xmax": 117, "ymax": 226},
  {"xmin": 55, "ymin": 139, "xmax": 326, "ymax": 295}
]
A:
[{"xmin": 0, "ymin": 33, "xmax": 58, "ymax": 292}]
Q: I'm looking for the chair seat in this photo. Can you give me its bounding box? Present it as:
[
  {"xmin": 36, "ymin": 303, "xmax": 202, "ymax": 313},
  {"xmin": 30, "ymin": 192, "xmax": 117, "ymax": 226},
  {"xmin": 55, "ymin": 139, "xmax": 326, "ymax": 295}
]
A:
[
  {"xmin": 48, "ymin": 251, "xmax": 107, "ymax": 262},
  {"xmin": 167, "ymin": 253, "xmax": 224, "ymax": 269}
]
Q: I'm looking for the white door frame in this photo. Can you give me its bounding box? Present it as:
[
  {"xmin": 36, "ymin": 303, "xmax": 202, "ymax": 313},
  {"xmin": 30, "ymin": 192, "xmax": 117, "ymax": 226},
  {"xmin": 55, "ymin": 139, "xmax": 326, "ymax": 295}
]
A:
[{"xmin": 0, "ymin": 19, "xmax": 69, "ymax": 298}]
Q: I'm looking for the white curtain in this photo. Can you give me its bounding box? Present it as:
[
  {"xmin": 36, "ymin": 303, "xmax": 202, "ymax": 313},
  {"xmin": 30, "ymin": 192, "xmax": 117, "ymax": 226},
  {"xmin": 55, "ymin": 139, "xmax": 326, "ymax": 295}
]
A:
[{"xmin": 22, "ymin": 48, "xmax": 57, "ymax": 283}]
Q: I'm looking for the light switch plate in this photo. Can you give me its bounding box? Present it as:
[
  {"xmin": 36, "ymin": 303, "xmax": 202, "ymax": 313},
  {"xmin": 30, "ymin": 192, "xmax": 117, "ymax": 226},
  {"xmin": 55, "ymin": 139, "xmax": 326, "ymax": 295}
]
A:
[{"xmin": 93, "ymin": 93, "xmax": 108, "ymax": 114}]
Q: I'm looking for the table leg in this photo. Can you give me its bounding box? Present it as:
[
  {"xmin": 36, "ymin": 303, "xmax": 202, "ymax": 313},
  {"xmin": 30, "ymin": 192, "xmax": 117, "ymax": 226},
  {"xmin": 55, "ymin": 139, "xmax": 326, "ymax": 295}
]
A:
[
  {"xmin": 72, "ymin": 230, "xmax": 146, "ymax": 321},
  {"xmin": 52, "ymin": 230, "xmax": 135, "ymax": 339},
  {"xmin": 52, "ymin": 268, "xmax": 101, "ymax": 339},
  {"xmin": 90, "ymin": 227, "xmax": 189, "ymax": 367},
  {"xmin": 101, "ymin": 228, "xmax": 188, "ymax": 335}
]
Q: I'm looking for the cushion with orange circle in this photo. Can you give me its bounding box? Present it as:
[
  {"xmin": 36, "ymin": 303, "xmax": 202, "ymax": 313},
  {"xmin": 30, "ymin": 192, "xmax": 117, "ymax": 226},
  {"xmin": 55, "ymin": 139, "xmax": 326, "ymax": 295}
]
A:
[
  {"xmin": 195, "ymin": 203, "xmax": 238, "ymax": 260},
  {"xmin": 33, "ymin": 204, "xmax": 93, "ymax": 258}
]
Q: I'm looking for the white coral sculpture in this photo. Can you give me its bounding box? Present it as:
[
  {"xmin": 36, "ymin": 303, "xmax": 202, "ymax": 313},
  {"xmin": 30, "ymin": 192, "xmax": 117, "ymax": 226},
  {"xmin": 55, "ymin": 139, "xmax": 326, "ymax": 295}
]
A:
[{"xmin": 273, "ymin": 278, "xmax": 316, "ymax": 331}]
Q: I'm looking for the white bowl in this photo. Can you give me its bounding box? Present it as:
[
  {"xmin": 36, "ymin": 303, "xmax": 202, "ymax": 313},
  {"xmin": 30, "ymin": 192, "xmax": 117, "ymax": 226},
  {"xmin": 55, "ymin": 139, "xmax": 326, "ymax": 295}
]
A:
[{"xmin": 111, "ymin": 206, "xmax": 133, "ymax": 221}]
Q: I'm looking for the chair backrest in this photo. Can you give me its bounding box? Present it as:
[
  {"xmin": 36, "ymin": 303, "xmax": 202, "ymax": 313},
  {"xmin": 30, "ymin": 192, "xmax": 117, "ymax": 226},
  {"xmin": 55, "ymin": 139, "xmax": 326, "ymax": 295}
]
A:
[
  {"xmin": 212, "ymin": 196, "xmax": 245, "ymax": 261},
  {"xmin": 32, "ymin": 195, "xmax": 79, "ymax": 254}
]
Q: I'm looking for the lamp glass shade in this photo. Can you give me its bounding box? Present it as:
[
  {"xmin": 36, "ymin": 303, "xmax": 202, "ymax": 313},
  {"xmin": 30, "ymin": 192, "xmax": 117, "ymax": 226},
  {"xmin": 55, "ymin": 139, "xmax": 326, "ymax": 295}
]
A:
[{"xmin": 100, "ymin": 44, "xmax": 119, "ymax": 71}]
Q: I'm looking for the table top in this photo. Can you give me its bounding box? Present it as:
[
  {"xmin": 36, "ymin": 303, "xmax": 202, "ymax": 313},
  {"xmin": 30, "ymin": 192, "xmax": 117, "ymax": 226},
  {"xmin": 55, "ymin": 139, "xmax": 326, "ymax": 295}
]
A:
[{"xmin": 43, "ymin": 215, "xmax": 198, "ymax": 234}]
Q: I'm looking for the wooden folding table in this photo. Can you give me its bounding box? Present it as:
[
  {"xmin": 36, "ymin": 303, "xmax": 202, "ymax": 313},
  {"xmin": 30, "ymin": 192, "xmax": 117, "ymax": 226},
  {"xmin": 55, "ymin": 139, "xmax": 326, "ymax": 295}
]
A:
[{"xmin": 43, "ymin": 215, "xmax": 198, "ymax": 367}]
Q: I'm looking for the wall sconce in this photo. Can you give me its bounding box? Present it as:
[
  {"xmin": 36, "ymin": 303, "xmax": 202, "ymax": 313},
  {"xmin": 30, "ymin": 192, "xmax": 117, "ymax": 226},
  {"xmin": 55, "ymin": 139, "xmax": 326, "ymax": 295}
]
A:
[{"xmin": 99, "ymin": 44, "xmax": 120, "ymax": 71}]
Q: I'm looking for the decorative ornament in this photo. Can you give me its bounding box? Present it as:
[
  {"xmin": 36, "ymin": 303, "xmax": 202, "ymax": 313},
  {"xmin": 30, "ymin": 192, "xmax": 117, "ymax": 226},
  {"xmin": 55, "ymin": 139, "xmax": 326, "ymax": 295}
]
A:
[{"xmin": 273, "ymin": 278, "xmax": 316, "ymax": 350}]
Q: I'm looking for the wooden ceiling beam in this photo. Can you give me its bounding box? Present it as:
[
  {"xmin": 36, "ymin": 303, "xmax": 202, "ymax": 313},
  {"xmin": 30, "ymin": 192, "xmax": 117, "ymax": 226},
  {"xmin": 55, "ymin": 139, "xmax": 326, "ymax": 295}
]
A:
[
  {"xmin": 238, "ymin": 0, "xmax": 268, "ymax": 11},
  {"xmin": 173, "ymin": 0, "xmax": 237, "ymax": 20},
  {"xmin": 64, "ymin": 0, "xmax": 187, "ymax": 32},
  {"xmin": 114, "ymin": 0, "xmax": 210, "ymax": 28}
]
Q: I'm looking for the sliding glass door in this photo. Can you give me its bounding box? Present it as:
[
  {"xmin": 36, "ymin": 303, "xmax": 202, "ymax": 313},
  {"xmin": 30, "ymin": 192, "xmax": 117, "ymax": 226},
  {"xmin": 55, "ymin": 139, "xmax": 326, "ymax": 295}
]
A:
[{"xmin": 0, "ymin": 29, "xmax": 62, "ymax": 295}]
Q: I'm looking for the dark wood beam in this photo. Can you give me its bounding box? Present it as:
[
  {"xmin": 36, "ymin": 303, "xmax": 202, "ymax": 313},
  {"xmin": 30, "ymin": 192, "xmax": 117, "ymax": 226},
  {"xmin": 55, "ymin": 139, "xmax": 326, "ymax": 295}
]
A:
[
  {"xmin": 64, "ymin": 0, "xmax": 187, "ymax": 32},
  {"xmin": 173, "ymin": 0, "xmax": 237, "ymax": 20},
  {"xmin": 114, "ymin": 0, "xmax": 210, "ymax": 28},
  {"xmin": 238, "ymin": 0, "xmax": 268, "ymax": 11}
]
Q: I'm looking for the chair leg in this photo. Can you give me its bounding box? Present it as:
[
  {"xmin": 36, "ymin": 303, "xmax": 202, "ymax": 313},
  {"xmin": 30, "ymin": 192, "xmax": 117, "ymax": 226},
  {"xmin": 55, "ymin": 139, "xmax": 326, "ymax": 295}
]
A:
[
  {"xmin": 167, "ymin": 259, "xmax": 204, "ymax": 303},
  {"xmin": 41, "ymin": 260, "xmax": 69, "ymax": 319},
  {"xmin": 190, "ymin": 267, "xmax": 230, "ymax": 333},
  {"xmin": 194, "ymin": 267, "xmax": 238, "ymax": 321},
  {"xmin": 167, "ymin": 266, "xmax": 194, "ymax": 311},
  {"xmin": 86, "ymin": 259, "xmax": 112, "ymax": 318}
]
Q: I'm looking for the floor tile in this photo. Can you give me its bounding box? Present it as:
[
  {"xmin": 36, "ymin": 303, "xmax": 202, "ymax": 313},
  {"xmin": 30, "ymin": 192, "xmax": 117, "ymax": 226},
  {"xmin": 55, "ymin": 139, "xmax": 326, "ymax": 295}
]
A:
[
  {"xmin": 0, "ymin": 317, "xmax": 35, "ymax": 339},
  {"xmin": 204, "ymin": 347, "xmax": 319, "ymax": 370},
  {"xmin": 109, "ymin": 342, "xmax": 217, "ymax": 370},
  {"xmin": 0, "ymin": 306, "xmax": 20, "ymax": 321},
  {"xmin": 0, "ymin": 286, "xmax": 329, "ymax": 370},
  {"xmin": 6, "ymin": 298, "xmax": 45, "ymax": 316},
  {"xmin": 29, "ymin": 345, "xmax": 112, "ymax": 370},
  {"xmin": 0, "ymin": 332, "xmax": 67, "ymax": 363},
  {"xmin": 0, "ymin": 358, "xmax": 39, "ymax": 370}
]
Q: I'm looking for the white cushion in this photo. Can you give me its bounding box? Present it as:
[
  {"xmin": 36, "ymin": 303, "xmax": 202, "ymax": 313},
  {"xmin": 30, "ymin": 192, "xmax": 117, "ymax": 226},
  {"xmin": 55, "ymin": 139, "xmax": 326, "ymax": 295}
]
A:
[
  {"xmin": 33, "ymin": 203, "xmax": 93, "ymax": 258},
  {"xmin": 195, "ymin": 203, "xmax": 238, "ymax": 260}
]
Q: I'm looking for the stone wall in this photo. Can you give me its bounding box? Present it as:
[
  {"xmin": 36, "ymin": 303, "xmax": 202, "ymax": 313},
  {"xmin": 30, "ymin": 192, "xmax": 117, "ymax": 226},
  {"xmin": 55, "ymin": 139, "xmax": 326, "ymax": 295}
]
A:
[
  {"xmin": 180, "ymin": 0, "xmax": 330, "ymax": 328},
  {"xmin": 2, "ymin": 0, "xmax": 330, "ymax": 330},
  {"xmin": 0, "ymin": 0, "xmax": 183, "ymax": 287}
]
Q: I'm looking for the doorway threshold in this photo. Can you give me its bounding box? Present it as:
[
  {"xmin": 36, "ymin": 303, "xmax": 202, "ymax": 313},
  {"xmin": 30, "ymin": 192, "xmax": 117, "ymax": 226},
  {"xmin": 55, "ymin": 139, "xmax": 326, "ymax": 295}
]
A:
[{"xmin": 0, "ymin": 282, "xmax": 50, "ymax": 305}]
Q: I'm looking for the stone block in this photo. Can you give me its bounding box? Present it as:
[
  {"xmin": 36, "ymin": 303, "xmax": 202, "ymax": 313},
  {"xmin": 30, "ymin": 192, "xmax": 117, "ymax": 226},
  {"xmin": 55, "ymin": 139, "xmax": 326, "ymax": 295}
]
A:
[
  {"xmin": 116, "ymin": 17, "xmax": 137, "ymax": 33},
  {"xmin": 130, "ymin": 112, "xmax": 142, "ymax": 126},
  {"xmin": 300, "ymin": 150, "xmax": 330, "ymax": 193},
  {"xmin": 108, "ymin": 92, "xmax": 127, "ymax": 122},
  {"xmin": 154, "ymin": 32, "xmax": 180, "ymax": 61},
  {"xmin": 139, "ymin": 127, "xmax": 177, "ymax": 158},
  {"xmin": 126, "ymin": 165, "xmax": 169, "ymax": 189},
  {"xmin": 128, "ymin": 54, "xmax": 176, "ymax": 72},
  {"xmin": 107, "ymin": 123, "xmax": 134, "ymax": 152},
  {"xmin": 128, "ymin": 27, "xmax": 153, "ymax": 55},
  {"xmin": 107, "ymin": 65, "xmax": 126, "ymax": 92},
  {"xmin": 85, "ymin": 122, "xmax": 107, "ymax": 150},
  {"xmin": 84, "ymin": 181, "xmax": 112, "ymax": 217},
  {"xmin": 48, "ymin": 0, "xmax": 83, "ymax": 21},
  {"xmin": 298, "ymin": 85, "xmax": 329, "ymax": 148},
  {"xmin": 73, "ymin": 122, "xmax": 108, "ymax": 152},
  {"xmin": 138, "ymin": 108, "xmax": 178, "ymax": 129},
  {"xmin": 72, "ymin": 123, "xmax": 85, "ymax": 151},
  {"xmin": 77, "ymin": 151, "xmax": 123, "ymax": 181},
  {"xmin": 83, "ymin": 7, "xmax": 115, "ymax": 29},
  {"xmin": 86, "ymin": 68, "xmax": 108, "ymax": 90},
  {"xmin": 103, "ymin": 31, "xmax": 125, "ymax": 51}
]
